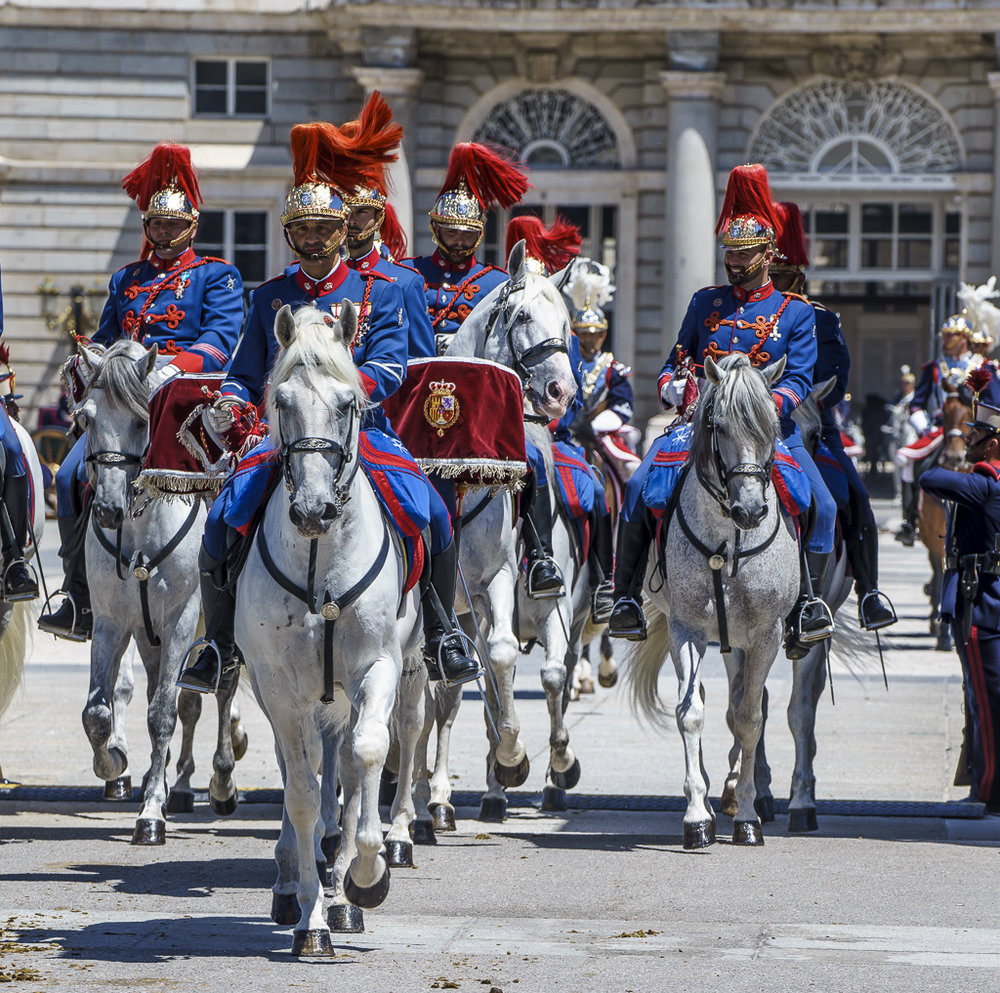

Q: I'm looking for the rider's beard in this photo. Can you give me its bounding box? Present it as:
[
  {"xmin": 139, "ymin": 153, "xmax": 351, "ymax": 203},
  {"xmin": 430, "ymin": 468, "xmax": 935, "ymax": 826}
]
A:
[{"xmin": 725, "ymin": 253, "xmax": 766, "ymax": 286}]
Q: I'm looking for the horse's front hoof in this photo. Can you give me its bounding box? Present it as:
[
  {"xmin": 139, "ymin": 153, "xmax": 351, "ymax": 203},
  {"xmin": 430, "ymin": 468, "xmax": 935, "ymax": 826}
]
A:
[
  {"xmin": 478, "ymin": 795, "xmax": 507, "ymax": 823},
  {"xmin": 493, "ymin": 753, "xmax": 530, "ymax": 788},
  {"xmin": 412, "ymin": 819, "xmax": 437, "ymax": 846},
  {"xmin": 379, "ymin": 769, "xmax": 398, "ymax": 807},
  {"xmin": 165, "ymin": 790, "xmax": 193, "ymax": 814},
  {"xmin": 290, "ymin": 929, "xmax": 335, "ymax": 957},
  {"xmin": 104, "ymin": 776, "xmax": 132, "ymax": 801},
  {"xmin": 210, "ymin": 789, "xmax": 239, "ymax": 817},
  {"xmin": 598, "ymin": 669, "xmax": 618, "ymax": 689},
  {"xmin": 578, "ymin": 677, "xmax": 595, "ymax": 695},
  {"xmin": 328, "ymin": 904, "xmax": 365, "ymax": 933},
  {"xmin": 550, "ymin": 758, "xmax": 581, "ymax": 791},
  {"xmin": 321, "ymin": 833, "xmax": 341, "ymax": 863},
  {"xmin": 719, "ymin": 785, "xmax": 738, "ymax": 819},
  {"xmin": 385, "ymin": 840, "xmax": 413, "ymax": 868},
  {"xmin": 733, "ymin": 820, "xmax": 765, "ymax": 846},
  {"xmin": 271, "ymin": 892, "xmax": 300, "ymax": 926},
  {"xmin": 344, "ymin": 865, "xmax": 390, "ymax": 909},
  {"xmin": 541, "ymin": 786, "xmax": 567, "ymax": 812},
  {"xmin": 683, "ymin": 819, "xmax": 716, "ymax": 850},
  {"xmin": 429, "ymin": 803, "xmax": 456, "ymax": 832},
  {"xmin": 755, "ymin": 794, "xmax": 775, "ymax": 823},
  {"xmin": 131, "ymin": 818, "xmax": 165, "ymax": 846},
  {"xmin": 788, "ymin": 808, "xmax": 819, "ymax": 833}
]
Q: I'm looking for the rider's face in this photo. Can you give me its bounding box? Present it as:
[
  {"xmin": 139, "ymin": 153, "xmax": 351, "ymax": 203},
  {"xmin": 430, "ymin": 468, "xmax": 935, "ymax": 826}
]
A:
[
  {"xmin": 146, "ymin": 217, "xmax": 194, "ymax": 259},
  {"xmin": 346, "ymin": 206, "xmax": 379, "ymax": 246},
  {"xmin": 435, "ymin": 225, "xmax": 480, "ymax": 259},
  {"xmin": 941, "ymin": 331, "xmax": 967, "ymax": 356},
  {"xmin": 286, "ymin": 218, "xmax": 343, "ymax": 258}
]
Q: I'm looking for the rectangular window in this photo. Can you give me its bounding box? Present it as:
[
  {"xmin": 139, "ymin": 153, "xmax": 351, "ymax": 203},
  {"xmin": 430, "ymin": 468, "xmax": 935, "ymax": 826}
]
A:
[
  {"xmin": 944, "ymin": 211, "xmax": 962, "ymax": 270},
  {"xmin": 198, "ymin": 209, "xmax": 269, "ymax": 292},
  {"xmin": 808, "ymin": 203, "xmax": 849, "ymax": 270},
  {"xmin": 897, "ymin": 203, "xmax": 932, "ymax": 269},
  {"xmin": 861, "ymin": 203, "xmax": 893, "ymax": 268},
  {"xmin": 193, "ymin": 58, "xmax": 269, "ymax": 118}
]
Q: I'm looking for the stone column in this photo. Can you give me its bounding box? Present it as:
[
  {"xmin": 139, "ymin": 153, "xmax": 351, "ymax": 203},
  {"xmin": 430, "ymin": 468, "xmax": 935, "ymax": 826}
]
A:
[
  {"xmin": 987, "ymin": 71, "xmax": 1000, "ymax": 278},
  {"xmin": 659, "ymin": 70, "xmax": 726, "ymax": 341}
]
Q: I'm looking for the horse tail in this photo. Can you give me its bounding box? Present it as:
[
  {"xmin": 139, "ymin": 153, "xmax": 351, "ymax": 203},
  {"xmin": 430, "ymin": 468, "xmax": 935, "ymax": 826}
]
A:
[
  {"xmin": 0, "ymin": 603, "xmax": 31, "ymax": 721},
  {"xmin": 624, "ymin": 604, "xmax": 674, "ymax": 728}
]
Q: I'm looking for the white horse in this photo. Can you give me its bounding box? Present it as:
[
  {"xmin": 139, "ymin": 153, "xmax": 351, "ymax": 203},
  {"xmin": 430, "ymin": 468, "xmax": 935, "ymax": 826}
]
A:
[
  {"xmin": 77, "ymin": 341, "xmax": 238, "ymax": 844},
  {"xmin": 0, "ymin": 419, "xmax": 45, "ymax": 782},
  {"xmin": 236, "ymin": 303, "xmax": 423, "ymax": 956},
  {"xmin": 422, "ymin": 241, "xmax": 577, "ymax": 831},
  {"xmin": 627, "ymin": 352, "xmax": 800, "ymax": 848}
]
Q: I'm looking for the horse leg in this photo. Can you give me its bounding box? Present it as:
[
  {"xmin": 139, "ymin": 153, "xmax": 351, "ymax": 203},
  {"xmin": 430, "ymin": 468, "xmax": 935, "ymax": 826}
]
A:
[
  {"xmin": 542, "ymin": 602, "xmax": 579, "ymax": 792},
  {"xmin": 428, "ymin": 678, "xmax": 463, "ymax": 831},
  {"xmin": 787, "ymin": 644, "xmax": 826, "ymax": 833},
  {"xmin": 166, "ymin": 689, "xmax": 200, "ymax": 813},
  {"xmin": 385, "ymin": 659, "xmax": 427, "ymax": 867},
  {"xmin": 753, "ymin": 685, "xmax": 775, "ymax": 823},
  {"xmin": 598, "ymin": 629, "xmax": 618, "ymax": 688},
  {"xmin": 267, "ymin": 742, "xmax": 304, "ymax": 927},
  {"xmin": 575, "ymin": 643, "xmax": 593, "ymax": 697},
  {"xmin": 320, "ymin": 721, "xmax": 345, "ymax": 875},
  {"xmin": 230, "ymin": 697, "xmax": 249, "ymax": 762},
  {"xmin": 208, "ymin": 667, "xmax": 240, "ymax": 816},
  {"xmin": 82, "ymin": 624, "xmax": 132, "ymax": 785},
  {"xmin": 722, "ymin": 661, "xmax": 774, "ymax": 823},
  {"xmin": 411, "ymin": 677, "xmax": 436, "ymax": 844}
]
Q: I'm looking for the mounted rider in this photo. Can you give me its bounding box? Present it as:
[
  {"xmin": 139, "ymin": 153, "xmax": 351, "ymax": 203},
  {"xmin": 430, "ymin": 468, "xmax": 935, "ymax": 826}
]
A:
[
  {"xmin": 770, "ymin": 200, "xmax": 896, "ymax": 631},
  {"xmin": 0, "ymin": 267, "xmax": 38, "ymax": 603},
  {"xmin": 609, "ymin": 164, "xmax": 837, "ymax": 657},
  {"xmin": 39, "ymin": 144, "xmax": 243, "ymax": 640},
  {"xmin": 177, "ymin": 100, "xmax": 481, "ymax": 693}
]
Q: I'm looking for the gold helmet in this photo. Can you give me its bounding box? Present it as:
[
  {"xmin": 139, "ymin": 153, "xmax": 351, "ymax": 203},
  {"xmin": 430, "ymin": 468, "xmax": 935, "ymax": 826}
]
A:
[
  {"xmin": 939, "ymin": 313, "xmax": 973, "ymax": 338},
  {"xmin": 120, "ymin": 143, "xmax": 201, "ymax": 256},
  {"xmin": 715, "ymin": 164, "xmax": 778, "ymax": 251}
]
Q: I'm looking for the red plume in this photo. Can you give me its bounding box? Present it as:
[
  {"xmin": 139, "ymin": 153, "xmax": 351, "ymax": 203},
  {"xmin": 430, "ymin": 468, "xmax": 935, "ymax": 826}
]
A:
[
  {"xmin": 505, "ymin": 215, "xmax": 581, "ymax": 272},
  {"xmin": 0, "ymin": 343, "xmax": 10, "ymax": 367},
  {"xmin": 966, "ymin": 364, "xmax": 993, "ymax": 398},
  {"xmin": 715, "ymin": 164, "xmax": 777, "ymax": 235},
  {"xmin": 439, "ymin": 142, "xmax": 530, "ymax": 210},
  {"xmin": 773, "ymin": 201, "xmax": 810, "ymax": 266},
  {"xmin": 121, "ymin": 143, "xmax": 201, "ymax": 212},
  {"xmin": 337, "ymin": 91, "xmax": 403, "ymax": 195},
  {"xmin": 288, "ymin": 122, "xmax": 373, "ymax": 196},
  {"xmin": 380, "ymin": 203, "xmax": 408, "ymax": 260}
]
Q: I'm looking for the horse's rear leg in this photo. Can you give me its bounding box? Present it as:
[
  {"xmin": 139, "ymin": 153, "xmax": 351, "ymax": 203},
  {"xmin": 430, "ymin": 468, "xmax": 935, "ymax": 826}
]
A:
[
  {"xmin": 672, "ymin": 635, "xmax": 714, "ymax": 849},
  {"xmin": 787, "ymin": 646, "xmax": 826, "ymax": 833},
  {"xmin": 598, "ymin": 629, "xmax": 619, "ymax": 688},
  {"xmin": 208, "ymin": 667, "xmax": 240, "ymax": 816},
  {"xmin": 574, "ymin": 644, "xmax": 594, "ymax": 697},
  {"xmin": 385, "ymin": 660, "xmax": 428, "ymax": 867},
  {"xmin": 82, "ymin": 628, "xmax": 132, "ymax": 785},
  {"xmin": 543, "ymin": 605, "xmax": 579, "ymax": 792},
  {"xmin": 320, "ymin": 723, "xmax": 346, "ymax": 874},
  {"xmin": 167, "ymin": 689, "xmax": 201, "ymax": 813},
  {"xmin": 412, "ymin": 678, "xmax": 436, "ymax": 844}
]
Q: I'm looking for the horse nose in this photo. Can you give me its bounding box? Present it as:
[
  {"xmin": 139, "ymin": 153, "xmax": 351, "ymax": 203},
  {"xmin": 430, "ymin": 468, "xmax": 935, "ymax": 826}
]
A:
[
  {"xmin": 732, "ymin": 504, "xmax": 766, "ymax": 531},
  {"xmin": 93, "ymin": 503, "xmax": 124, "ymax": 530},
  {"xmin": 288, "ymin": 501, "xmax": 334, "ymax": 537},
  {"xmin": 546, "ymin": 380, "xmax": 565, "ymax": 405}
]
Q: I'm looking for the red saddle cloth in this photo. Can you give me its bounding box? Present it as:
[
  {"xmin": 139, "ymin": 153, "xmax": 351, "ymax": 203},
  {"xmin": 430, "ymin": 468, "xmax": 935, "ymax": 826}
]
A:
[{"xmin": 382, "ymin": 357, "xmax": 528, "ymax": 490}]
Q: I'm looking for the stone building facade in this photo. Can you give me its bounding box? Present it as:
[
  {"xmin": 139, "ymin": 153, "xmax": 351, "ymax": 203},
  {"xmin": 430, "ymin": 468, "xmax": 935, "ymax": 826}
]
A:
[{"xmin": 3, "ymin": 1, "xmax": 1000, "ymax": 430}]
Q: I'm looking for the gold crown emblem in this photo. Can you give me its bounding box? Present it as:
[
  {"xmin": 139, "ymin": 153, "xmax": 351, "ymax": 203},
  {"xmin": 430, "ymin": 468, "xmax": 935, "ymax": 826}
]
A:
[{"xmin": 423, "ymin": 379, "xmax": 460, "ymax": 436}]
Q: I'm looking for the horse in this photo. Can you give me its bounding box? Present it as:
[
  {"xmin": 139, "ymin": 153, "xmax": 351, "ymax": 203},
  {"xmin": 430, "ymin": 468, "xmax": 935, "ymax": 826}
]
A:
[
  {"xmin": 235, "ymin": 302, "xmax": 424, "ymax": 956},
  {"xmin": 421, "ymin": 240, "xmax": 577, "ymax": 830},
  {"xmin": 626, "ymin": 352, "xmax": 800, "ymax": 848},
  {"xmin": 76, "ymin": 341, "xmax": 239, "ymax": 844},
  {"xmin": 0, "ymin": 418, "xmax": 45, "ymax": 783}
]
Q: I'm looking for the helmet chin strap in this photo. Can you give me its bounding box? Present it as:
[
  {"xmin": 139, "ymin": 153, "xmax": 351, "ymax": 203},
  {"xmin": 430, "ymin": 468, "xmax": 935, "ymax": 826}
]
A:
[
  {"xmin": 725, "ymin": 250, "xmax": 768, "ymax": 287},
  {"xmin": 144, "ymin": 218, "xmax": 197, "ymax": 253},
  {"xmin": 430, "ymin": 221, "xmax": 482, "ymax": 261},
  {"xmin": 284, "ymin": 224, "xmax": 347, "ymax": 261},
  {"xmin": 347, "ymin": 209, "xmax": 383, "ymax": 249}
]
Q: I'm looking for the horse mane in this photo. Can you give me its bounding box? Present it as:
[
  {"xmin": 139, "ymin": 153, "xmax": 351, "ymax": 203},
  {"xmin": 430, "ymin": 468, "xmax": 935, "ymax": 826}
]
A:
[
  {"xmin": 689, "ymin": 353, "xmax": 778, "ymax": 478},
  {"xmin": 266, "ymin": 304, "xmax": 369, "ymax": 446},
  {"xmin": 90, "ymin": 340, "xmax": 151, "ymax": 422}
]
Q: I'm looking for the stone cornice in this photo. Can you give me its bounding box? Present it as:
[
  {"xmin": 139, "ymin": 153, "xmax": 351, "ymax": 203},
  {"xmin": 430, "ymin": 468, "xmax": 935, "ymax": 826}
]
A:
[
  {"xmin": 660, "ymin": 71, "xmax": 727, "ymax": 100},
  {"xmin": 350, "ymin": 66, "xmax": 425, "ymax": 96}
]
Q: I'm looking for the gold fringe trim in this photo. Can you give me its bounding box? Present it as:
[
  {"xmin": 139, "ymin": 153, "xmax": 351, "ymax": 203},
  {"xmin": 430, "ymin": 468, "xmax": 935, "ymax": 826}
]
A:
[{"xmin": 416, "ymin": 458, "xmax": 527, "ymax": 493}]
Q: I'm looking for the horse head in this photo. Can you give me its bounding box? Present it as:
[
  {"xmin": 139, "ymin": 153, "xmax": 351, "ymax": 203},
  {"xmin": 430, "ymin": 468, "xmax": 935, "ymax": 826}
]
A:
[
  {"xmin": 940, "ymin": 384, "xmax": 973, "ymax": 470},
  {"xmin": 697, "ymin": 353, "xmax": 785, "ymax": 531},
  {"xmin": 79, "ymin": 340, "xmax": 155, "ymax": 529},
  {"xmin": 269, "ymin": 302, "xmax": 366, "ymax": 538},
  {"xmin": 791, "ymin": 375, "xmax": 838, "ymax": 456}
]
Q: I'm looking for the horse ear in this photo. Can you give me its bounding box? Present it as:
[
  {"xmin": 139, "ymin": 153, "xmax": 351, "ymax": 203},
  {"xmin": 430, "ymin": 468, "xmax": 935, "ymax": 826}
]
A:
[
  {"xmin": 813, "ymin": 375, "xmax": 838, "ymax": 405},
  {"xmin": 761, "ymin": 354, "xmax": 788, "ymax": 387},
  {"xmin": 77, "ymin": 345, "xmax": 102, "ymax": 380},
  {"xmin": 507, "ymin": 239, "xmax": 527, "ymax": 282},
  {"xmin": 337, "ymin": 299, "xmax": 359, "ymax": 347},
  {"xmin": 275, "ymin": 305, "xmax": 297, "ymax": 349},
  {"xmin": 136, "ymin": 344, "xmax": 158, "ymax": 382},
  {"xmin": 704, "ymin": 354, "xmax": 724, "ymax": 386}
]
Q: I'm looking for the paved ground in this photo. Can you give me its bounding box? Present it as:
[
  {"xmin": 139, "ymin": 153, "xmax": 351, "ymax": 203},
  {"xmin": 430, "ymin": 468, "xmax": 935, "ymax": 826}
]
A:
[{"xmin": 1, "ymin": 498, "xmax": 998, "ymax": 992}]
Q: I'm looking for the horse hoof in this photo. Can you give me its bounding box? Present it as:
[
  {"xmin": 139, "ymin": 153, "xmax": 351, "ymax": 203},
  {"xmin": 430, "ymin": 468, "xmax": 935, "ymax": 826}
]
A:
[
  {"xmin": 598, "ymin": 670, "xmax": 618, "ymax": 689},
  {"xmin": 541, "ymin": 786, "xmax": 567, "ymax": 812},
  {"xmin": 478, "ymin": 796, "xmax": 507, "ymax": 823},
  {"xmin": 755, "ymin": 794, "xmax": 776, "ymax": 823},
  {"xmin": 328, "ymin": 904, "xmax": 365, "ymax": 933},
  {"xmin": 429, "ymin": 803, "xmax": 456, "ymax": 832},
  {"xmin": 231, "ymin": 727, "xmax": 249, "ymax": 763},
  {"xmin": 321, "ymin": 834, "xmax": 341, "ymax": 863},
  {"xmin": 683, "ymin": 819, "xmax": 716, "ymax": 850},
  {"xmin": 290, "ymin": 929, "xmax": 335, "ymax": 957},
  {"xmin": 210, "ymin": 789, "xmax": 239, "ymax": 817},
  {"xmin": 131, "ymin": 818, "xmax": 165, "ymax": 846},
  {"xmin": 165, "ymin": 790, "xmax": 194, "ymax": 814},
  {"xmin": 104, "ymin": 776, "xmax": 132, "ymax": 801},
  {"xmin": 733, "ymin": 820, "xmax": 765, "ymax": 846},
  {"xmin": 412, "ymin": 820, "xmax": 437, "ymax": 846},
  {"xmin": 936, "ymin": 636, "xmax": 953, "ymax": 652},
  {"xmin": 379, "ymin": 769, "xmax": 398, "ymax": 807},
  {"xmin": 271, "ymin": 892, "xmax": 301, "ymax": 926},
  {"xmin": 385, "ymin": 840, "xmax": 413, "ymax": 868},
  {"xmin": 550, "ymin": 758, "xmax": 581, "ymax": 791},
  {"xmin": 788, "ymin": 808, "xmax": 819, "ymax": 833},
  {"xmin": 578, "ymin": 677, "xmax": 595, "ymax": 695},
  {"xmin": 493, "ymin": 753, "xmax": 530, "ymax": 788},
  {"xmin": 344, "ymin": 866, "xmax": 390, "ymax": 909}
]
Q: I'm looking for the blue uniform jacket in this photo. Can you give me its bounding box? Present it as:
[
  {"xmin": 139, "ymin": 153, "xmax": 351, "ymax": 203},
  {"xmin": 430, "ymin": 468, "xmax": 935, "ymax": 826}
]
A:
[
  {"xmin": 580, "ymin": 350, "xmax": 635, "ymax": 424},
  {"xmin": 657, "ymin": 282, "xmax": 817, "ymax": 422},
  {"xmin": 347, "ymin": 246, "xmax": 435, "ymax": 358},
  {"xmin": 812, "ymin": 304, "xmax": 849, "ymax": 430},
  {"xmin": 222, "ymin": 261, "xmax": 408, "ymax": 434},
  {"xmin": 921, "ymin": 461, "xmax": 1000, "ymax": 632},
  {"xmin": 93, "ymin": 248, "xmax": 243, "ymax": 372},
  {"xmin": 404, "ymin": 250, "xmax": 508, "ymax": 339}
]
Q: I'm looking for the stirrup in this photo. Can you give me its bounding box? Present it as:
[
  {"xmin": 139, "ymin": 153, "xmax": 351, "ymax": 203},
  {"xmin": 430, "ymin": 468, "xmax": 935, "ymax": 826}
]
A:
[
  {"xmin": 859, "ymin": 590, "xmax": 897, "ymax": 631},
  {"xmin": 525, "ymin": 557, "xmax": 564, "ymax": 600},
  {"xmin": 608, "ymin": 597, "xmax": 647, "ymax": 641},
  {"xmin": 428, "ymin": 629, "xmax": 484, "ymax": 687},
  {"xmin": 796, "ymin": 596, "xmax": 835, "ymax": 644},
  {"xmin": 176, "ymin": 638, "xmax": 237, "ymax": 694},
  {"xmin": 38, "ymin": 589, "xmax": 91, "ymax": 642},
  {"xmin": 2, "ymin": 558, "xmax": 39, "ymax": 603}
]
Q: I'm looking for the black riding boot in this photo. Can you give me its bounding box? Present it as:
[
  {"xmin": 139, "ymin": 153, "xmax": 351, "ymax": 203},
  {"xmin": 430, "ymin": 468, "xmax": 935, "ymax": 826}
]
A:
[
  {"xmin": 588, "ymin": 510, "xmax": 614, "ymax": 624},
  {"xmin": 1, "ymin": 473, "xmax": 38, "ymax": 602},
  {"xmin": 523, "ymin": 480, "xmax": 564, "ymax": 599},
  {"xmin": 421, "ymin": 539, "xmax": 481, "ymax": 685},
  {"xmin": 894, "ymin": 481, "xmax": 918, "ymax": 546},
  {"xmin": 38, "ymin": 515, "xmax": 92, "ymax": 640},
  {"xmin": 608, "ymin": 516, "xmax": 652, "ymax": 641},
  {"xmin": 176, "ymin": 546, "xmax": 240, "ymax": 694},
  {"xmin": 849, "ymin": 524, "xmax": 897, "ymax": 630},
  {"xmin": 784, "ymin": 549, "xmax": 835, "ymax": 660}
]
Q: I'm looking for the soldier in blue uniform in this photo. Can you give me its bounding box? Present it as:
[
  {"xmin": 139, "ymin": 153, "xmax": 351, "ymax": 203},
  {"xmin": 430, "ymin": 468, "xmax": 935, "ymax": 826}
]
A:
[
  {"xmin": 39, "ymin": 144, "xmax": 244, "ymax": 640},
  {"xmin": 178, "ymin": 112, "xmax": 480, "ymax": 692},
  {"xmin": 770, "ymin": 201, "xmax": 896, "ymax": 631},
  {"xmin": 920, "ymin": 400, "xmax": 1000, "ymax": 813},
  {"xmin": 0, "ymin": 266, "xmax": 38, "ymax": 602},
  {"xmin": 609, "ymin": 165, "xmax": 837, "ymax": 655}
]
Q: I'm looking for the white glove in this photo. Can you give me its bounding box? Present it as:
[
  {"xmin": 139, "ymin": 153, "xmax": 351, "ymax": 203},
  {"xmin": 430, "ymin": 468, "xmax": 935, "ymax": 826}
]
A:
[
  {"xmin": 206, "ymin": 397, "xmax": 240, "ymax": 434},
  {"xmin": 147, "ymin": 362, "xmax": 181, "ymax": 392},
  {"xmin": 659, "ymin": 376, "xmax": 686, "ymax": 409},
  {"xmin": 590, "ymin": 409, "xmax": 624, "ymax": 434},
  {"xmin": 908, "ymin": 409, "xmax": 931, "ymax": 435}
]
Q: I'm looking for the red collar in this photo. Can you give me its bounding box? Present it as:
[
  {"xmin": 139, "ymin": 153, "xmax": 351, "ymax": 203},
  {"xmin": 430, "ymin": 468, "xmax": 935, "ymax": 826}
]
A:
[
  {"xmin": 432, "ymin": 249, "xmax": 473, "ymax": 273},
  {"xmin": 149, "ymin": 247, "xmax": 196, "ymax": 272},
  {"xmin": 346, "ymin": 246, "xmax": 381, "ymax": 272},
  {"xmin": 974, "ymin": 460, "xmax": 1000, "ymax": 481},
  {"xmin": 294, "ymin": 260, "xmax": 350, "ymax": 297},
  {"xmin": 732, "ymin": 280, "xmax": 775, "ymax": 304}
]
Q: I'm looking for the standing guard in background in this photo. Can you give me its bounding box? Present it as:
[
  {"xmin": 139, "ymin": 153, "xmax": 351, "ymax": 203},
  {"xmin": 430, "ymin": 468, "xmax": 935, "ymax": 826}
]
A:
[
  {"xmin": 770, "ymin": 201, "xmax": 895, "ymax": 631},
  {"xmin": 39, "ymin": 144, "xmax": 243, "ymax": 640}
]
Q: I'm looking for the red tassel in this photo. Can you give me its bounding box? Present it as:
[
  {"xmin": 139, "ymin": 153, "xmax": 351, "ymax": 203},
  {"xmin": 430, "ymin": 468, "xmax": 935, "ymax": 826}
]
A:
[
  {"xmin": 439, "ymin": 142, "xmax": 530, "ymax": 210},
  {"xmin": 0, "ymin": 343, "xmax": 10, "ymax": 367},
  {"xmin": 504, "ymin": 215, "xmax": 581, "ymax": 272},
  {"xmin": 773, "ymin": 201, "xmax": 810, "ymax": 267},
  {"xmin": 715, "ymin": 164, "xmax": 777, "ymax": 235},
  {"xmin": 121, "ymin": 143, "xmax": 201, "ymax": 212},
  {"xmin": 380, "ymin": 203, "xmax": 408, "ymax": 260},
  {"xmin": 967, "ymin": 365, "xmax": 993, "ymax": 398}
]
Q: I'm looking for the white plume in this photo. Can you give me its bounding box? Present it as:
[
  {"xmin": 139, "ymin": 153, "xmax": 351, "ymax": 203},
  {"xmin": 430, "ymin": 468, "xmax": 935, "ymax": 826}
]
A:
[
  {"xmin": 957, "ymin": 276, "xmax": 1000, "ymax": 340},
  {"xmin": 565, "ymin": 258, "xmax": 616, "ymax": 312}
]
